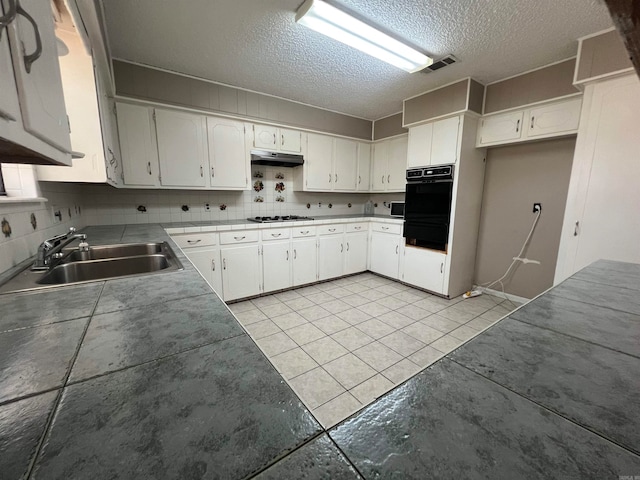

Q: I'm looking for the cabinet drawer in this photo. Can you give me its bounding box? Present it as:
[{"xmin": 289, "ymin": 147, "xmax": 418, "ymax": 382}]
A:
[
  {"xmin": 318, "ymin": 224, "xmax": 345, "ymax": 235},
  {"xmin": 371, "ymin": 223, "xmax": 402, "ymax": 235},
  {"xmin": 262, "ymin": 228, "xmax": 291, "ymax": 241},
  {"xmin": 172, "ymin": 233, "xmax": 218, "ymax": 249},
  {"xmin": 292, "ymin": 226, "xmax": 317, "ymax": 238},
  {"xmin": 219, "ymin": 230, "xmax": 260, "ymax": 245},
  {"xmin": 346, "ymin": 222, "xmax": 368, "ymax": 233}
]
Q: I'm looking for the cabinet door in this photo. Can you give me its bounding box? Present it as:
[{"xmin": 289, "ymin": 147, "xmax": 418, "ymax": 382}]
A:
[
  {"xmin": 221, "ymin": 245, "xmax": 261, "ymax": 301},
  {"xmin": 155, "ymin": 109, "xmax": 207, "ymax": 187},
  {"xmin": 263, "ymin": 241, "xmax": 292, "ymax": 293},
  {"xmin": 253, "ymin": 124, "xmax": 277, "ymax": 149},
  {"xmin": 186, "ymin": 248, "xmax": 223, "ymax": 297},
  {"xmin": 356, "ymin": 143, "xmax": 371, "ymax": 191},
  {"xmin": 0, "ymin": 20, "xmax": 21, "ymax": 125},
  {"xmin": 526, "ymin": 98, "xmax": 582, "ymax": 139},
  {"xmin": 431, "ymin": 116, "xmax": 460, "ymax": 165},
  {"xmin": 6, "ymin": 0, "xmax": 71, "ymax": 153},
  {"xmin": 344, "ymin": 232, "xmax": 368, "ymax": 275},
  {"xmin": 407, "ymin": 123, "xmax": 433, "ymax": 168},
  {"xmin": 371, "ymin": 141, "xmax": 388, "ymax": 191},
  {"xmin": 402, "ymin": 246, "xmax": 445, "ymax": 294},
  {"xmin": 305, "ymin": 133, "xmax": 333, "ymax": 190},
  {"xmin": 318, "ymin": 235, "xmax": 344, "ymax": 280},
  {"xmin": 333, "ymin": 138, "xmax": 358, "ymax": 191},
  {"xmin": 279, "ymin": 128, "xmax": 302, "ymax": 153},
  {"xmin": 208, "ymin": 118, "xmax": 248, "ymax": 189},
  {"xmin": 370, "ymin": 233, "xmax": 400, "ymax": 279},
  {"xmin": 387, "ymin": 136, "xmax": 408, "ymax": 191},
  {"xmin": 292, "ymin": 238, "xmax": 318, "ymax": 286},
  {"xmin": 117, "ymin": 103, "xmax": 159, "ymax": 186},
  {"xmin": 477, "ymin": 111, "xmax": 524, "ymax": 146}
]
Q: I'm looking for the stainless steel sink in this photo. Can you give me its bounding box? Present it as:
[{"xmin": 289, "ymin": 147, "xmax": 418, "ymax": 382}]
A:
[
  {"xmin": 38, "ymin": 255, "xmax": 172, "ymax": 285},
  {"xmin": 60, "ymin": 242, "xmax": 166, "ymax": 263},
  {"xmin": 0, "ymin": 242, "xmax": 183, "ymax": 293}
]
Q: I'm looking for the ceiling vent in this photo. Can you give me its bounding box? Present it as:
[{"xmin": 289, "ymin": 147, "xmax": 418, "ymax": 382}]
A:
[{"xmin": 420, "ymin": 55, "xmax": 458, "ymax": 73}]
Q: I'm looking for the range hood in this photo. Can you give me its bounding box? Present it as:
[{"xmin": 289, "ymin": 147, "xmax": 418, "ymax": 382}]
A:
[{"xmin": 250, "ymin": 150, "xmax": 304, "ymax": 167}]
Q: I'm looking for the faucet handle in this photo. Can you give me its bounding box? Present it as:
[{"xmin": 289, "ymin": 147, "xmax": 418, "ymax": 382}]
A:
[{"xmin": 69, "ymin": 227, "xmax": 77, "ymax": 234}]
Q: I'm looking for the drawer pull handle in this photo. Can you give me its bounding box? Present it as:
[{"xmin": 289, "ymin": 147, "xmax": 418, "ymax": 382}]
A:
[
  {"xmin": 328, "ymin": 228, "xmax": 336, "ymax": 232},
  {"xmin": 271, "ymin": 233, "xmax": 281, "ymax": 237},
  {"xmin": 531, "ymin": 116, "xmax": 535, "ymax": 129},
  {"xmin": 187, "ymin": 239, "xmax": 201, "ymax": 244},
  {"xmin": 358, "ymin": 175, "xmax": 361, "ymax": 184},
  {"xmin": 211, "ymin": 167, "xmax": 215, "ymax": 177},
  {"xmin": 387, "ymin": 174, "xmax": 390, "ymax": 183},
  {"xmin": 211, "ymin": 259, "xmax": 215, "ymax": 271},
  {"xmin": 300, "ymin": 230, "xmax": 309, "ymax": 235},
  {"xmin": 223, "ymin": 258, "xmax": 226, "ymax": 270},
  {"xmin": 294, "ymin": 249, "xmax": 297, "ymax": 259},
  {"xmin": 382, "ymin": 175, "xmax": 384, "ymax": 184},
  {"xmin": 286, "ymin": 250, "xmax": 289, "ymax": 260},
  {"xmin": 329, "ymin": 173, "xmax": 332, "ymax": 183},
  {"xmin": 516, "ymin": 119, "xmax": 520, "ymax": 133},
  {"xmin": 147, "ymin": 161, "xmax": 152, "ymax": 175},
  {"xmin": 440, "ymin": 263, "xmax": 444, "ymax": 273},
  {"xmin": 354, "ymin": 226, "xmax": 361, "ymax": 230},
  {"xmin": 347, "ymin": 242, "xmax": 350, "ymax": 251},
  {"xmin": 382, "ymin": 226, "xmax": 389, "ymax": 230},
  {"xmin": 396, "ymin": 245, "xmax": 399, "ymax": 254},
  {"xmin": 17, "ymin": 5, "xmax": 42, "ymax": 74},
  {"xmin": 341, "ymin": 243, "xmax": 343, "ymax": 252},
  {"xmin": 281, "ymin": 134, "xmax": 284, "ymax": 146},
  {"xmin": 234, "ymin": 236, "xmax": 245, "ymax": 241},
  {"xmin": 0, "ymin": 0, "xmax": 17, "ymax": 29}
]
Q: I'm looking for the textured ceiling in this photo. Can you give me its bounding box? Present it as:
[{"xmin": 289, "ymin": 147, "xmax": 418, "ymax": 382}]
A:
[{"xmin": 101, "ymin": 0, "xmax": 613, "ymax": 120}]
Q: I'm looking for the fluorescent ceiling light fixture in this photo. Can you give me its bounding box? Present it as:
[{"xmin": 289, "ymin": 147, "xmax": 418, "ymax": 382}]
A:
[{"xmin": 296, "ymin": 0, "xmax": 432, "ymax": 73}]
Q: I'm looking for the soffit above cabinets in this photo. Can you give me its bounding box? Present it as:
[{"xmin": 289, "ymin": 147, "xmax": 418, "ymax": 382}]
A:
[{"xmin": 100, "ymin": 0, "xmax": 612, "ymax": 120}]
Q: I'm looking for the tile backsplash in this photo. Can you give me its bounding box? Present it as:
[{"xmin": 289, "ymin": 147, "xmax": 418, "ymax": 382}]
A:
[
  {"xmin": 0, "ymin": 183, "xmax": 87, "ymax": 274},
  {"xmin": 81, "ymin": 166, "xmax": 404, "ymax": 225}
]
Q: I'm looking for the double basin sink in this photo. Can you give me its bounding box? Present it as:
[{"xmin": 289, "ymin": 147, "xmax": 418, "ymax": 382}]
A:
[{"xmin": 0, "ymin": 242, "xmax": 183, "ymax": 293}]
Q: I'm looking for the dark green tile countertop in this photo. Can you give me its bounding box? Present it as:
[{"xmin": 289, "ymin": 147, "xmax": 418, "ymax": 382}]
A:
[{"xmin": 1, "ymin": 220, "xmax": 639, "ymax": 479}]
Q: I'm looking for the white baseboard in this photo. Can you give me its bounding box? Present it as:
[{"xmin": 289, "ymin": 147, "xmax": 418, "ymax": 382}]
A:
[{"xmin": 475, "ymin": 286, "xmax": 530, "ymax": 305}]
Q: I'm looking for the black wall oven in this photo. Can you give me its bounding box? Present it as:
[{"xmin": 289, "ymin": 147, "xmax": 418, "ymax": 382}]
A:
[{"xmin": 403, "ymin": 165, "xmax": 454, "ymax": 251}]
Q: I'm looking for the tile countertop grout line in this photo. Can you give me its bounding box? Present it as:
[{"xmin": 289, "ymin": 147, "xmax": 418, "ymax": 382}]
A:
[
  {"xmin": 0, "ymin": 311, "xmax": 101, "ymax": 335},
  {"xmin": 448, "ymin": 357, "xmax": 640, "ymax": 458},
  {"xmin": 25, "ymin": 282, "xmax": 106, "ymax": 480},
  {"xmin": 327, "ymin": 434, "xmax": 368, "ymax": 480},
  {"xmin": 242, "ymin": 431, "xmax": 328, "ymax": 480},
  {"xmin": 510, "ymin": 315, "xmax": 640, "ymax": 361},
  {"xmin": 63, "ymin": 331, "xmax": 249, "ymax": 388},
  {"xmin": 549, "ymin": 279, "xmax": 640, "ymax": 316},
  {"xmin": 92, "ymin": 290, "xmax": 214, "ymax": 316}
]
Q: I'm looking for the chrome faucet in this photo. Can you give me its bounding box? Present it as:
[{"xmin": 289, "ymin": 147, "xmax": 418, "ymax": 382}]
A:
[{"xmin": 32, "ymin": 227, "xmax": 88, "ymax": 271}]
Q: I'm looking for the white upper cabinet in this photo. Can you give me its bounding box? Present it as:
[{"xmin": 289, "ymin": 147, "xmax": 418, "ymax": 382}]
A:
[
  {"xmin": 525, "ymin": 97, "xmax": 582, "ymax": 139},
  {"xmin": 408, "ymin": 116, "xmax": 460, "ymax": 168},
  {"xmin": 477, "ymin": 111, "xmax": 524, "ymax": 146},
  {"xmin": 371, "ymin": 140, "xmax": 389, "ymax": 191},
  {"xmin": 6, "ymin": 0, "xmax": 71, "ymax": 153},
  {"xmin": 304, "ymin": 132, "xmax": 334, "ymax": 190},
  {"xmin": 116, "ymin": 102, "xmax": 160, "ymax": 187},
  {"xmin": 155, "ymin": 109, "xmax": 207, "ymax": 187},
  {"xmin": 477, "ymin": 97, "xmax": 582, "ymax": 147},
  {"xmin": 407, "ymin": 122, "xmax": 433, "ymax": 168},
  {"xmin": 356, "ymin": 142, "xmax": 371, "ymax": 191},
  {"xmin": 333, "ymin": 138, "xmax": 358, "ymax": 191},
  {"xmin": 253, "ymin": 124, "xmax": 301, "ymax": 153},
  {"xmin": 431, "ymin": 116, "xmax": 460, "ymax": 165},
  {"xmin": 371, "ymin": 136, "xmax": 407, "ymax": 192},
  {"xmin": 387, "ymin": 136, "xmax": 408, "ymax": 190},
  {"xmin": 207, "ymin": 117, "xmax": 249, "ymax": 189}
]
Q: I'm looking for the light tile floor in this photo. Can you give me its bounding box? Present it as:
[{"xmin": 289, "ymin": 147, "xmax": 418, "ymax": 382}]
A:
[{"xmin": 228, "ymin": 272, "xmax": 520, "ymax": 428}]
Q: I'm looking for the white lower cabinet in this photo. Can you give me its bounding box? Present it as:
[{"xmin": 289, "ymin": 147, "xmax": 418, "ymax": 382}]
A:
[
  {"xmin": 344, "ymin": 231, "xmax": 368, "ymax": 275},
  {"xmin": 221, "ymin": 245, "xmax": 261, "ymax": 301},
  {"xmin": 292, "ymin": 238, "xmax": 318, "ymax": 286},
  {"xmin": 369, "ymin": 232, "xmax": 401, "ymax": 279},
  {"xmin": 402, "ymin": 246, "xmax": 446, "ymax": 294},
  {"xmin": 185, "ymin": 248, "xmax": 223, "ymax": 297},
  {"xmin": 262, "ymin": 241, "xmax": 292, "ymax": 292},
  {"xmin": 318, "ymin": 235, "xmax": 344, "ymax": 280}
]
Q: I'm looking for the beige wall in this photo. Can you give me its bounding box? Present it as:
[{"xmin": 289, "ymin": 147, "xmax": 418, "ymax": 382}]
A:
[
  {"xmin": 113, "ymin": 61, "xmax": 372, "ymax": 140},
  {"xmin": 403, "ymin": 79, "xmax": 470, "ymax": 126},
  {"xmin": 373, "ymin": 113, "xmax": 406, "ymax": 140},
  {"xmin": 576, "ymin": 29, "xmax": 633, "ymax": 82},
  {"xmin": 474, "ymin": 138, "xmax": 575, "ymax": 299}
]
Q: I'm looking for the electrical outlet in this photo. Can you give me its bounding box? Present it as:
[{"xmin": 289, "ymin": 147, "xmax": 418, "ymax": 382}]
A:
[
  {"xmin": 533, "ymin": 203, "xmax": 542, "ymax": 213},
  {"xmin": 204, "ymin": 203, "xmax": 210, "ymax": 211}
]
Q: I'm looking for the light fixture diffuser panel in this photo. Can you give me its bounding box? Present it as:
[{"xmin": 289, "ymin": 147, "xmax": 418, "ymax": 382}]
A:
[{"xmin": 296, "ymin": 0, "xmax": 432, "ymax": 73}]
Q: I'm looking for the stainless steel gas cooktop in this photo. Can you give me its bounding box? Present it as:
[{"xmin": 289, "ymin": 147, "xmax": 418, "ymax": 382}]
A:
[{"xmin": 247, "ymin": 215, "xmax": 314, "ymax": 223}]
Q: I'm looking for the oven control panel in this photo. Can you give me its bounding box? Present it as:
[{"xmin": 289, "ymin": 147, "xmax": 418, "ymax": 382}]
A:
[{"xmin": 406, "ymin": 165, "xmax": 454, "ymax": 182}]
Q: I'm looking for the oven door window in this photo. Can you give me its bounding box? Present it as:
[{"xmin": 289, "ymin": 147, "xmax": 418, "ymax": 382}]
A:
[{"xmin": 404, "ymin": 182, "xmax": 453, "ymax": 223}]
